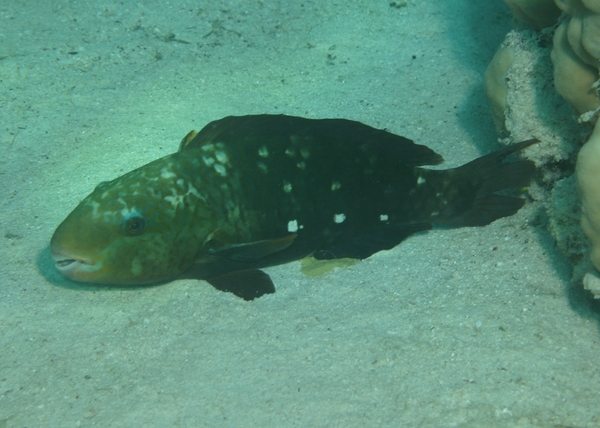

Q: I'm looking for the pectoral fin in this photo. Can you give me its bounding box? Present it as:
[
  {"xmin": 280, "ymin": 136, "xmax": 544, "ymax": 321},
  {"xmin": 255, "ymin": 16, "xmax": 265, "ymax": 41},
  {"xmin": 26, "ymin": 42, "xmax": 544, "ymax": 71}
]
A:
[
  {"xmin": 207, "ymin": 269, "xmax": 275, "ymax": 300},
  {"xmin": 208, "ymin": 234, "xmax": 297, "ymax": 262}
]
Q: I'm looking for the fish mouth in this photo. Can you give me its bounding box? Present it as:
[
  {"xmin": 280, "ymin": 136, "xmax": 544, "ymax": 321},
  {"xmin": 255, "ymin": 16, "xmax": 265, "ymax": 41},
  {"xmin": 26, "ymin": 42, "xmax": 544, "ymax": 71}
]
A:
[{"xmin": 51, "ymin": 251, "xmax": 96, "ymax": 278}]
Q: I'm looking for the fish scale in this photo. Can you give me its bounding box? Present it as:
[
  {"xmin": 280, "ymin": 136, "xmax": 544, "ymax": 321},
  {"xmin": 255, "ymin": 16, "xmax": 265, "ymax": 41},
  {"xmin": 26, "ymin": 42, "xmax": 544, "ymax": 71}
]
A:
[{"xmin": 51, "ymin": 114, "xmax": 536, "ymax": 300}]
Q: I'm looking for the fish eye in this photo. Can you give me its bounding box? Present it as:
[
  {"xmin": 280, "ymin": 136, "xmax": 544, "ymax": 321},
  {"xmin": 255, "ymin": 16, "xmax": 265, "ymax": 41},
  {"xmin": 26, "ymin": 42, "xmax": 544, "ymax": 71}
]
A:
[{"xmin": 121, "ymin": 214, "xmax": 146, "ymax": 236}]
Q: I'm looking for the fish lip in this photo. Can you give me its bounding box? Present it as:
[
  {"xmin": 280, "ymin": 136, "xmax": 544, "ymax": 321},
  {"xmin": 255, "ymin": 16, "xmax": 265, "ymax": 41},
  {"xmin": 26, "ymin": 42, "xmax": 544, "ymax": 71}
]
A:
[{"xmin": 51, "ymin": 250, "xmax": 95, "ymax": 274}]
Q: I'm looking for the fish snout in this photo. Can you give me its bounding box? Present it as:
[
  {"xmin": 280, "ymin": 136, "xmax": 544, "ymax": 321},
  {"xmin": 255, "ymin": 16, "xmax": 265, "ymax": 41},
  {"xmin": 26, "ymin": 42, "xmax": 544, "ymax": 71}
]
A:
[{"xmin": 51, "ymin": 250, "xmax": 96, "ymax": 279}]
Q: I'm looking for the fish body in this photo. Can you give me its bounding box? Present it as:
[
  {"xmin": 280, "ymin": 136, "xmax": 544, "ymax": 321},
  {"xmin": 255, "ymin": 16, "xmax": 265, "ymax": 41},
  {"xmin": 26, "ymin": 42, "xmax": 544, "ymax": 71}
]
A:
[{"xmin": 51, "ymin": 114, "xmax": 535, "ymax": 299}]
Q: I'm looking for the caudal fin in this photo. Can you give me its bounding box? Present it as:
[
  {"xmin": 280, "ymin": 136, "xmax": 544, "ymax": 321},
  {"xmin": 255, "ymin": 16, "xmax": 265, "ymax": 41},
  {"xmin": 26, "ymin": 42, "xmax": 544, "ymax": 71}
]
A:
[{"xmin": 441, "ymin": 139, "xmax": 537, "ymax": 227}]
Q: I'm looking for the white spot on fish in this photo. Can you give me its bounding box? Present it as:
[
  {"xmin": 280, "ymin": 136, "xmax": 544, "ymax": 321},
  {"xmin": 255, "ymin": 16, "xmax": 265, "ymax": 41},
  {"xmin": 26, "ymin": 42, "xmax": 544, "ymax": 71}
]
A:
[
  {"xmin": 331, "ymin": 181, "xmax": 341, "ymax": 191},
  {"xmin": 161, "ymin": 168, "xmax": 176, "ymax": 179},
  {"xmin": 165, "ymin": 193, "xmax": 185, "ymax": 208},
  {"xmin": 430, "ymin": 211, "xmax": 439, "ymax": 217},
  {"xmin": 257, "ymin": 162, "xmax": 268, "ymax": 173},
  {"xmin": 180, "ymin": 183, "xmax": 206, "ymax": 203},
  {"xmin": 89, "ymin": 200, "xmax": 102, "ymax": 218},
  {"xmin": 297, "ymin": 161, "xmax": 306, "ymax": 170},
  {"xmin": 334, "ymin": 213, "xmax": 346, "ymax": 223},
  {"xmin": 131, "ymin": 258, "xmax": 142, "ymax": 276},
  {"xmin": 300, "ymin": 148, "xmax": 310, "ymax": 159},
  {"xmin": 214, "ymin": 164, "xmax": 227, "ymax": 177},
  {"xmin": 225, "ymin": 199, "xmax": 240, "ymax": 220},
  {"xmin": 215, "ymin": 150, "xmax": 228, "ymax": 164},
  {"xmin": 288, "ymin": 220, "xmax": 299, "ymax": 233},
  {"xmin": 176, "ymin": 179, "xmax": 184, "ymax": 187},
  {"xmin": 283, "ymin": 181, "xmax": 292, "ymax": 193},
  {"xmin": 417, "ymin": 176, "xmax": 426, "ymax": 185},
  {"xmin": 258, "ymin": 146, "xmax": 269, "ymax": 158},
  {"xmin": 380, "ymin": 214, "xmax": 388, "ymax": 221},
  {"xmin": 120, "ymin": 207, "xmax": 140, "ymax": 218},
  {"xmin": 285, "ymin": 147, "xmax": 296, "ymax": 157},
  {"xmin": 201, "ymin": 143, "xmax": 215, "ymax": 152},
  {"xmin": 202, "ymin": 156, "xmax": 215, "ymax": 167}
]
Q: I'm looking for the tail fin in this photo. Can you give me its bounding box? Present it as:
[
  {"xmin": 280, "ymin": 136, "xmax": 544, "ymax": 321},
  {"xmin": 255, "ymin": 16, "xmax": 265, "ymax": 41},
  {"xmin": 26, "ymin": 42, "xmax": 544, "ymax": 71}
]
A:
[{"xmin": 441, "ymin": 139, "xmax": 537, "ymax": 227}]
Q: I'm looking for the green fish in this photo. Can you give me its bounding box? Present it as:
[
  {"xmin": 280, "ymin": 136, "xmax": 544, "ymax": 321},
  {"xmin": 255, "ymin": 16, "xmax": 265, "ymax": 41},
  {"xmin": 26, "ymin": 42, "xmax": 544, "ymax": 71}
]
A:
[{"xmin": 51, "ymin": 114, "xmax": 536, "ymax": 299}]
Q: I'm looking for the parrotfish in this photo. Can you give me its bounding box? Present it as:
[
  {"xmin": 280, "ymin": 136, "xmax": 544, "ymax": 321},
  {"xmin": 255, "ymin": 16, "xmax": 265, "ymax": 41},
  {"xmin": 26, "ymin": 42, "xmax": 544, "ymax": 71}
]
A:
[{"xmin": 51, "ymin": 114, "xmax": 536, "ymax": 299}]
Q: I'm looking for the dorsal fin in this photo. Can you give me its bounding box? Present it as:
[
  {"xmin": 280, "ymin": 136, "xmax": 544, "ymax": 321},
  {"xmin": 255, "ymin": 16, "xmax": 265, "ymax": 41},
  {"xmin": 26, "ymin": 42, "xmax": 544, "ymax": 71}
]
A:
[
  {"xmin": 178, "ymin": 114, "xmax": 444, "ymax": 167},
  {"xmin": 178, "ymin": 130, "xmax": 199, "ymax": 150}
]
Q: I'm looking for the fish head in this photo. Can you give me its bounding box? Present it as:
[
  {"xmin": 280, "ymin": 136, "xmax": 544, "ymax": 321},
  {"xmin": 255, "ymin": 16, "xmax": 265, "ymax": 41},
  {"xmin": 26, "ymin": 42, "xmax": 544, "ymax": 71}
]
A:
[{"xmin": 51, "ymin": 155, "xmax": 207, "ymax": 285}]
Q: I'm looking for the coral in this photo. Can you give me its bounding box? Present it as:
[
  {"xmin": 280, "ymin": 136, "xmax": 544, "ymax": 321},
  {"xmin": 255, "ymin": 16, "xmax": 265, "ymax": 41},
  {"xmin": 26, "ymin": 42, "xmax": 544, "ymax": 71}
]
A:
[
  {"xmin": 484, "ymin": 45, "xmax": 513, "ymax": 136},
  {"xmin": 552, "ymin": 0, "xmax": 600, "ymax": 114},
  {"xmin": 484, "ymin": 0, "xmax": 600, "ymax": 287},
  {"xmin": 489, "ymin": 29, "xmax": 579, "ymax": 180},
  {"xmin": 504, "ymin": 0, "xmax": 562, "ymax": 29},
  {"xmin": 576, "ymin": 118, "xmax": 600, "ymax": 271},
  {"xmin": 555, "ymin": 0, "xmax": 600, "ymax": 68}
]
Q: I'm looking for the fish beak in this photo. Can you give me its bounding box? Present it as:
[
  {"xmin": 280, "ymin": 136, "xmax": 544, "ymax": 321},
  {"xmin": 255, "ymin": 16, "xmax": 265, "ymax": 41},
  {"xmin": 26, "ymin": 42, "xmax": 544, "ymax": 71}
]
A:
[{"xmin": 51, "ymin": 250, "xmax": 96, "ymax": 279}]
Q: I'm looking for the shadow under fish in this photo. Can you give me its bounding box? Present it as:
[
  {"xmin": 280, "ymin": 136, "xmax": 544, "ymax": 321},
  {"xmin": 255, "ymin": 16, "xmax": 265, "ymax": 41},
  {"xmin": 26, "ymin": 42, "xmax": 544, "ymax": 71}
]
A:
[{"xmin": 50, "ymin": 114, "xmax": 537, "ymax": 300}]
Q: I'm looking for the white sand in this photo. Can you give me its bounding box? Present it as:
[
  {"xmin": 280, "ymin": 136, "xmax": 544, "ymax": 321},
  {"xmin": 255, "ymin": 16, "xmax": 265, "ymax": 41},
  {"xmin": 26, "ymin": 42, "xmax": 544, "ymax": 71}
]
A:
[{"xmin": 2, "ymin": 1, "xmax": 600, "ymax": 426}]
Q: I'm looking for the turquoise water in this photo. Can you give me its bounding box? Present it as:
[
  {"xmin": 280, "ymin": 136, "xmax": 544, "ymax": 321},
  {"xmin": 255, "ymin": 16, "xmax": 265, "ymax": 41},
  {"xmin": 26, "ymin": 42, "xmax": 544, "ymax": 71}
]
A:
[{"xmin": 1, "ymin": 1, "xmax": 598, "ymax": 426}]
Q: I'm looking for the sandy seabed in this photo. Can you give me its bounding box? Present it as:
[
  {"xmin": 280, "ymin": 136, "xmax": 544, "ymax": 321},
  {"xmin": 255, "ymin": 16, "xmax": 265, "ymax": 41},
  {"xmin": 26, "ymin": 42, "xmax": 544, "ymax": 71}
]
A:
[{"xmin": 2, "ymin": 1, "xmax": 600, "ymax": 427}]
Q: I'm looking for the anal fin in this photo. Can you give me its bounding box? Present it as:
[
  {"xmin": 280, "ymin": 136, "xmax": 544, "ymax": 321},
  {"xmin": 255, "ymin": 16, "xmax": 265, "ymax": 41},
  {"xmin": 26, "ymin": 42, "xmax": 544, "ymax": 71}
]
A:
[{"xmin": 313, "ymin": 223, "xmax": 431, "ymax": 260}]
